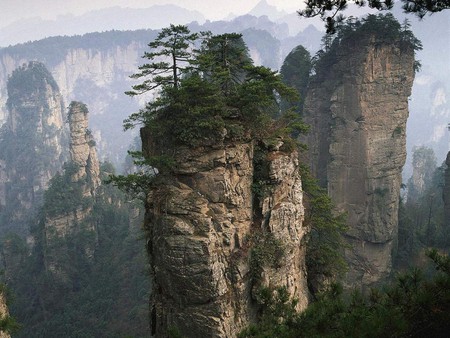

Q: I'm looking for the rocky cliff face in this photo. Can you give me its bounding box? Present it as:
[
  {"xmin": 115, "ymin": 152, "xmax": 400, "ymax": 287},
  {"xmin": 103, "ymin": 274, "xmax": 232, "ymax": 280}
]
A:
[
  {"xmin": 0, "ymin": 61, "xmax": 67, "ymax": 235},
  {"xmin": 142, "ymin": 130, "xmax": 308, "ymax": 337},
  {"xmin": 303, "ymin": 34, "xmax": 415, "ymax": 290},
  {"xmin": 67, "ymin": 101, "xmax": 101, "ymax": 196}
]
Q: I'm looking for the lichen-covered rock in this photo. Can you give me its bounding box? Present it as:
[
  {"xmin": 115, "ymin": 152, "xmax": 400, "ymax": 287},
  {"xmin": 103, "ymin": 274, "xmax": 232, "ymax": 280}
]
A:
[
  {"xmin": 303, "ymin": 34, "xmax": 415, "ymax": 290},
  {"xmin": 143, "ymin": 130, "xmax": 308, "ymax": 337}
]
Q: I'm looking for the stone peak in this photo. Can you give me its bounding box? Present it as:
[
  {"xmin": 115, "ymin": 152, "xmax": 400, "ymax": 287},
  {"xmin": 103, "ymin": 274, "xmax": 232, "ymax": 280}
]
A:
[{"xmin": 67, "ymin": 101, "xmax": 100, "ymax": 195}]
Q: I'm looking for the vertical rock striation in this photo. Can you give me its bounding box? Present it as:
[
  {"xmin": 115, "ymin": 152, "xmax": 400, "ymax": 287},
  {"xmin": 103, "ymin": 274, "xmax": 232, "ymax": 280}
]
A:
[
  {"xmin": 142, "ymin": 130, "xmax": 308, "ymax": 337},
  {"xmin": 0, "ymin": 61, "xmax": 67, "ymax": 235},
  {"xmin": 258, "ymin": 150, "xmax": 308, "ymax": 307},
  {"xmin": 67, "ymin": 101, "xmax": 101, "ymax": 196},
  {"xmin": 303, "ymin": 30, "xmax": 416, "ymax": 290}
]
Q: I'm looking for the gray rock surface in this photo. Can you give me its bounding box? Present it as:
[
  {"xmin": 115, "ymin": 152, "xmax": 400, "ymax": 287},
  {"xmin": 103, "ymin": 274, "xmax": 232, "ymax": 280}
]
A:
[{"xmin": 303, "ymin": 35, "xmax": 415, "ymax": 290}]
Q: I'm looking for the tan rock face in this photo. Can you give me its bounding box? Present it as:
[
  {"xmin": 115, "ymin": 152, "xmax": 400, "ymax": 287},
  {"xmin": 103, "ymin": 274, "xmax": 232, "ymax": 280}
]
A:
[
  {"xmin": 259, "ymin": 151, "xmax": 308, "ymax": 310},
  {"xmin": 143, "ymin": 130, "xmax": 308, "ymax": 337},
  {"xmin": 303, "ymin": 36, "xmax": 415, "ymax": 290},
  {"xmin": 68, "ymin": 101, "xmax": 100, "ymax": 196}
]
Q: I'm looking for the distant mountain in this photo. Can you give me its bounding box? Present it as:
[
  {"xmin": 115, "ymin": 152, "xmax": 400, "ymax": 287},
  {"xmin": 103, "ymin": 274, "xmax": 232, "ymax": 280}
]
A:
[
  {"xmin": 0, "ymin": 5, "xmax": 205, "ymax": 47},
  {"xmin": 248, "ymin": 0, "xmax": 286, "ymax": 20}
]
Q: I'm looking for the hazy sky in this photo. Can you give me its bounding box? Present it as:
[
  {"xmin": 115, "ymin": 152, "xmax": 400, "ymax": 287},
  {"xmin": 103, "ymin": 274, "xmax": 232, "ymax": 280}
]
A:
[{"xmin": 2, "ymin": 0, "xmax": 303, "ymax": 27}]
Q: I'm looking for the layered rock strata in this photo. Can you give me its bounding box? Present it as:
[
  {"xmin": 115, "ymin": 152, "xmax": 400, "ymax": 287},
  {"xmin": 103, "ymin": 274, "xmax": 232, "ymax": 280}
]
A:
[
  {"xmin": 303, "ymin": 35, "xmax": 415, "ymax": 290},
  {"xmin": 142, "ymin": 130, "xmax": 308, "ymax": 337}
]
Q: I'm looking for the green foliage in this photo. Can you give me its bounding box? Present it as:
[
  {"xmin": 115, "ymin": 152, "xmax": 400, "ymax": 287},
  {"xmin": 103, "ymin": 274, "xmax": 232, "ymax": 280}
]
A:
[
  {"xmin": 280, "ymin": 45, "xmax": 312, "ymax": 115},
  {"xmin": 120, "ymin": 25, "xmax": 307, "ymax": 197},
  {"xmin": 124, "ymin": 25, "xmax": 302, "ymax": 143},
  {"xmin": 397, "ymin": 150, "xmax": 447, "ymax": 267},
  {"xmin": 106, "ymin": 151, "xmax": 171, "ymax": 200},
  {"xmin": 42, "ymin": 162, "xmax": 88, "ymax": 217},
  {"xmin": 196, "ymin": 32, "xmax": 252, "ymax": 96},
  {"xmin": 125, "ymin": 24, "xmax": 199, "ymax": 95},
  {"xmin": 6, "ymin": 61, "xmax": 59, "ymax": 108},
  {"xmin": 0, "ymin": 312, "xmax": 20, "ymax": 334},
  {"xmin": 239, "ymin": 287, "xmax": 298, "ymax": 338},
  {"xmin": 5, "ymin": 164, "xmax": 150, "ymax": 338},
  {"xmin": 240, "ymin": 251, "xmax": 450, "ymax": 337},
  {"xmin": 249, "ymin": 233, "xmax": 286, "ymax": 283},
  {"xmin": 299, "ymin": 164, "xmax": 348, "ymax": 295},
  {"xmin": 312, "ymin": 14, "xmax": 422, "ymax": 80}
]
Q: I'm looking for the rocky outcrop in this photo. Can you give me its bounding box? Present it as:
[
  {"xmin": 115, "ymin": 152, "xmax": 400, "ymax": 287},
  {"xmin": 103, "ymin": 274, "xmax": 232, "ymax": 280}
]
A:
[
  {"xmin": 0, "ymin": 61, "xmax": 67, "ymax": 235},
  {"xmin": 67, "ymin": 101, "xmax": 101, "ymax": 196},
  {"xmin": 143, "ymin": 130, "xmax": 308, "ymax": 337},
  {"xmin": 43, "ymin": 101, "xmax": 100, "ymax": 275},
  {"xmin": 303, "ymin": 31, "xmax": 416, "ymax": 290}
]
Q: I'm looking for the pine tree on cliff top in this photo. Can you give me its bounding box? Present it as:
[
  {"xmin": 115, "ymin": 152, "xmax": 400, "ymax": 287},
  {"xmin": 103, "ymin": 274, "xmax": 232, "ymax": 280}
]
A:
[{"xmin": 123, "ymin": 25, "xmax": 304, "ymax": 148}]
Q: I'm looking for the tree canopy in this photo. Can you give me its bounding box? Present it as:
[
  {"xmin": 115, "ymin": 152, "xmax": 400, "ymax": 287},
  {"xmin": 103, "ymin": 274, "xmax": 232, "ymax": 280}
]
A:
[{"xmin": 123, "ymin": 25, "xmax": 304, "ymax": 151}]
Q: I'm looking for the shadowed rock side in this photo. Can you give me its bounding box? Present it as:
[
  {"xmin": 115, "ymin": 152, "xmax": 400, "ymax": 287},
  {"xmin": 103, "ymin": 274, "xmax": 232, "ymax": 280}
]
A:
[
  {"xmin": 142, "ymin": 129, "xmax": 307, "ymax": 338},
  {"xmin": 0, "ymin": 61, "xmax": 67, "ymax": 235},
  {"xmin": 303, "ymin": 35, "xmax": 415, "ymax": 290},
  {"xmin": 444, "ymin": 152, "xmax": 450, "ymax": 231}
]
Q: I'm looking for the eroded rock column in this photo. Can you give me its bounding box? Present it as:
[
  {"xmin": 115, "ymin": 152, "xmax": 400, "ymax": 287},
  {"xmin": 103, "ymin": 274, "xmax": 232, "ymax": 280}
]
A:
[
  {"xmin": 304, "ymin": 35, "xmax": 415, "ymax": 290},
  {"xmin": 143, "ymin": 131, "xmax": 308, "ymax": 337}
]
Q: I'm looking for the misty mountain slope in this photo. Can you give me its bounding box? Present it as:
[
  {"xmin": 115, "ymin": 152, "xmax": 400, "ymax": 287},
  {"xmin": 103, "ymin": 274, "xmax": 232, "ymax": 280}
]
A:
[{"xmin": 0, "ymin": 4, "xmax": 205, "ymax": 47}]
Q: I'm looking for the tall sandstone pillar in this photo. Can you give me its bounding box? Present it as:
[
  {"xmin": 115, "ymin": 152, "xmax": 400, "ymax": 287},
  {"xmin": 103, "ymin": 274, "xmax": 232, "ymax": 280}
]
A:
[
  {"xmin": 303, "ymin": 33, "xmax": 416, "ymax": 290},
  {"xmin": 142, "ymin": 130, "xmax": 308, "ymax": 338},
  {"xmin": 0, "ymin": 61, "xmax": 67, "ymax": 234}
]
